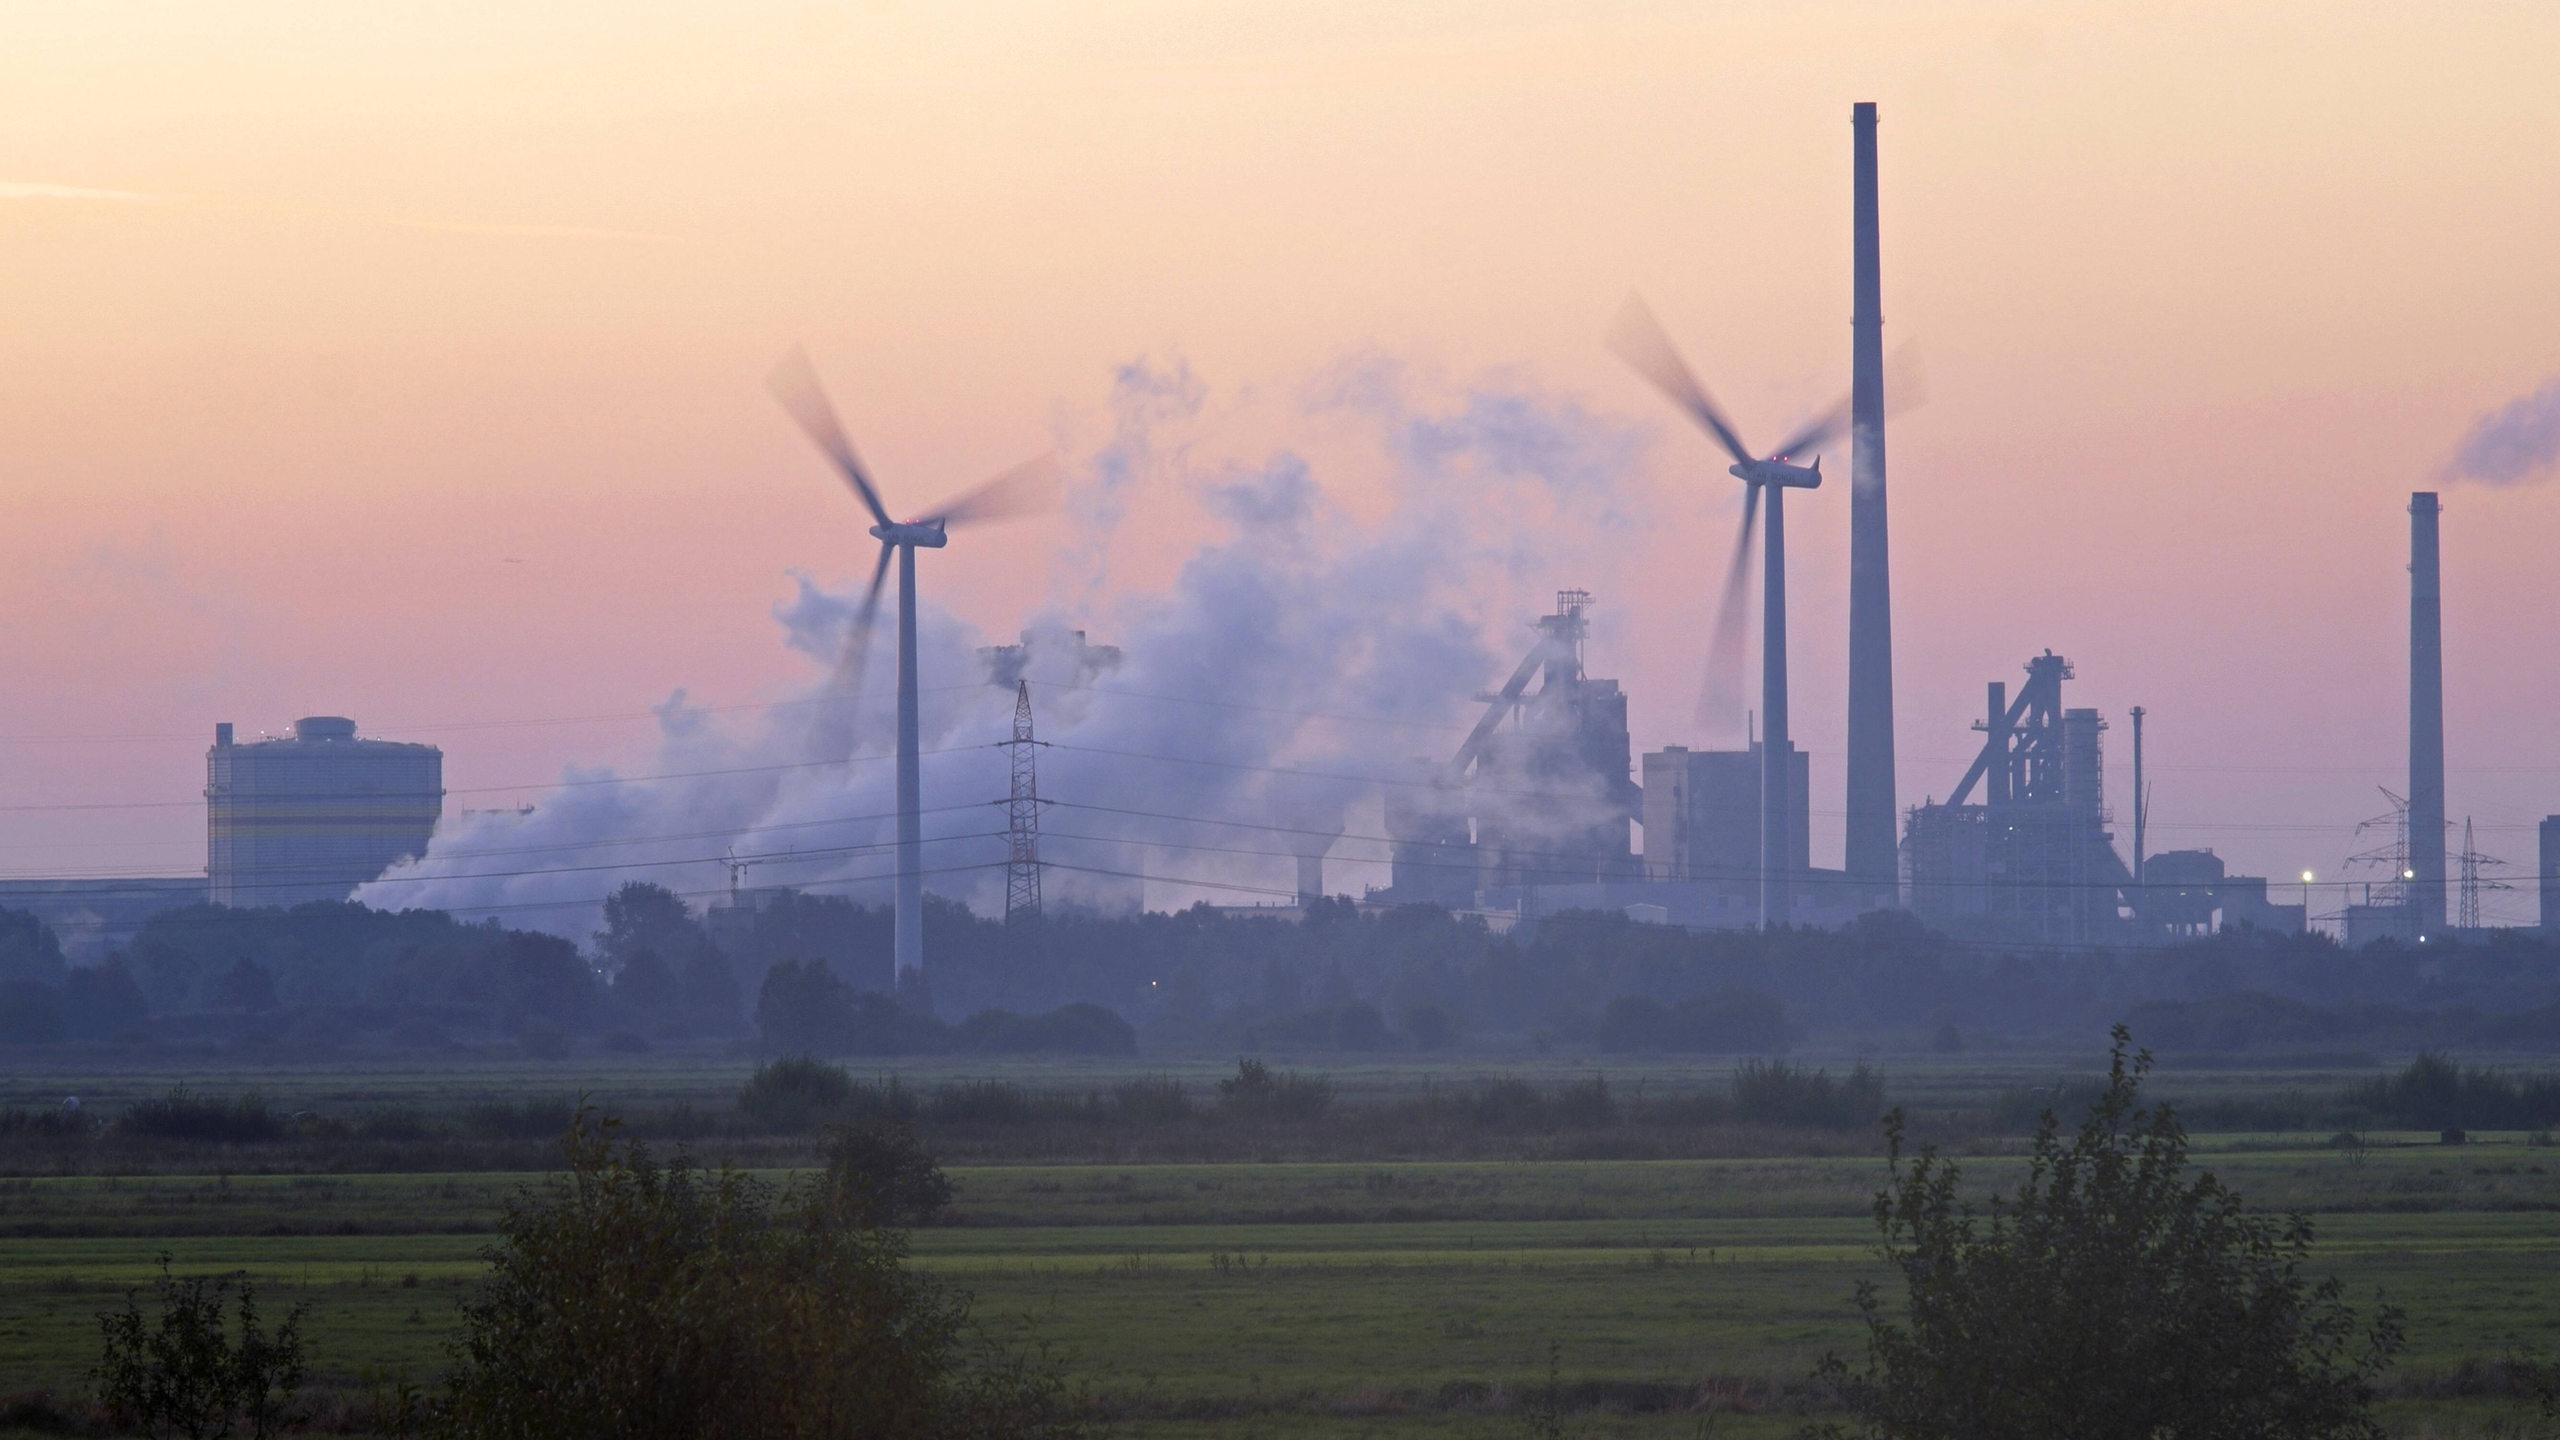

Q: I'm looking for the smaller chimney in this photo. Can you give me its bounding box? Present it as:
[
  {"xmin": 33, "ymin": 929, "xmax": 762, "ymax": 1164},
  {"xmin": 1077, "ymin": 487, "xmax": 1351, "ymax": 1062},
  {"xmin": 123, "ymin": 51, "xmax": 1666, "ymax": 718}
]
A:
[
  {"xmin": 214, "ymin": 722, "xmax": 234, "ymax": 749},
  {"xmin": 2541, "ymin": 816, "xmax": 2559, "ymax": 934}
]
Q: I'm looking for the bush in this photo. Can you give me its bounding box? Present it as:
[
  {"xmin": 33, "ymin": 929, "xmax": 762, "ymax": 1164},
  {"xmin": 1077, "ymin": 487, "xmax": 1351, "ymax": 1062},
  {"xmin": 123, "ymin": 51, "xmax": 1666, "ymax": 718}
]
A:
[
  {"xmin": 1812, "ymin": 1026, "xmax": 2403, "ymax": 1440},
  {"xmin": 737, "ymin": 1059, "xmax": 918, "ymax": 1134},
  {"xmin": 1217, "ymin": 1058, "xmax": 1333, "ymax": 1121},
  {"xmin": 0, "ymin": 1102, "xmax": 94, "ymax": 1138},
  {"xmin": 926, "ymin": 1081, "xmax": 1047, "ymax": 1128},
  {"xmin": 1108, "ymin": 1076, "xmax": 1192, "ymax": 1123},
  {"xmin": 433, "ymin": 1109, "xmax": 1074, "ymax": 1439},
  {"xmin": 95, "ymin": 1252, "xmax": 308, "ymax": 1440},
  {"xmin": 957, "ymin": 1003, "xmax": 1136, "ymax": 1055},
  {"xmin": 1731, "ymin": 1060, "xmax": 1883, "ymax": 1131},
  {"xmin": 2341, "ymin": 1054, "xmax": 2560, "ymax": 1131},
  {"xmin": 117, "ymin": 1090, "xmax": 282, "ymax": 1144},
  {"xmin": 815, "ymin": 1122, "xmax": 955, "ymax": 1228}
]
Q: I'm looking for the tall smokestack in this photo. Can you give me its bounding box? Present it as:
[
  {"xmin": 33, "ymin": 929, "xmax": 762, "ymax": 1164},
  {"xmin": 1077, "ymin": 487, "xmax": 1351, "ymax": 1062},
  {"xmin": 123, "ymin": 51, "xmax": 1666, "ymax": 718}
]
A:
[
  {"xmin": 2408, "ymin": 492, "xmax": 2447, "ymax": 937},
  {"xmin": 1844, "ymin": 102, "xmax": 1899, "ymax": 900}
]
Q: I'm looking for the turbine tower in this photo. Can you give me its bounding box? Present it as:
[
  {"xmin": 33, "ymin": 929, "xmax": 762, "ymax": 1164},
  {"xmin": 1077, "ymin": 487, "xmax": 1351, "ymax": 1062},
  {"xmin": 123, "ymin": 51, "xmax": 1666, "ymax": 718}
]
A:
[
  {"xmin": 769, "ymin": 349, "xmax": 1053, "ymax": 985},
  {"xmin": 1611, "ymin": 298, "xmax": 1847, "ymax": 928}
]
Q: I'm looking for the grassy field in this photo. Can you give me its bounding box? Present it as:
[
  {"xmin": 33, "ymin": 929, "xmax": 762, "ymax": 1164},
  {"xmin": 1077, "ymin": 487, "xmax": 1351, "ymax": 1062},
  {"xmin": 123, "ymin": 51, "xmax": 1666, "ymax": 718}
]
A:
[{"xmin": 2, "ymin": 1048, "xmax": 2556, "ymax": 1435}]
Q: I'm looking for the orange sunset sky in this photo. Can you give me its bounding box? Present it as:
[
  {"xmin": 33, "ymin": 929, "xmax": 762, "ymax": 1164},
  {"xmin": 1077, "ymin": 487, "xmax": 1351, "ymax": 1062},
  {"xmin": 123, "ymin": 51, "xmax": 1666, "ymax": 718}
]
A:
[{"xmin": 4, "ymin": 1, "xmax": 2557, "ymax": 921}]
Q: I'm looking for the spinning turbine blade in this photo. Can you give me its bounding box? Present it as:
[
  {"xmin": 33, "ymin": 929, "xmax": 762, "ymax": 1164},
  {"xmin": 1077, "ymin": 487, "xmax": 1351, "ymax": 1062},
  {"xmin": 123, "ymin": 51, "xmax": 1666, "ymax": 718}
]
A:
[
  {"xmin": 835, "ymin": 540, "xmax": 896, "ymax": 686},
  {"xmin": 1768, "ymin": 342, "xmax": 1928, "ymax": 461},
  {"xmin": 922, "ymin": 453, "xmax": 1064, "ymax": 529},
  {"xmin": 1767, "ymin": 398, "xmax": 1852, "ymax": 464},
  {"xmin": 1606, "ymin": 293, "xmax": 1754, "ymax": 465},
  {"xmin": 768, "ymin": 346, "xmax": 893, "ymax": 529},
  {"xmin": 811, "ymin": 541, "xmax": 896, "ymax": 759},
  {"xmin": 1697, "ymin": 485, "xmax": 1761, "ymax": 730}
]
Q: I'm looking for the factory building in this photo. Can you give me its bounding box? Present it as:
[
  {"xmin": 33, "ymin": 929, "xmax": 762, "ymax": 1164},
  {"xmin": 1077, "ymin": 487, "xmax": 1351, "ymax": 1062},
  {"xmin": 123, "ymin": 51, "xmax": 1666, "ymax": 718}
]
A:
[
  {"xmin": 2126, "ymin": 849, "xmax": 2304, "ymax": 937},
  {"xmin": 207, "ymin": 717, "xmax": 443, "ymax": 908},
  {"xmin": 1640, "ymin": 743, "xmax": 1808, "ymax": 886},
  {"xmin": 1902, "ymin": 653, "xmax": 2132, "ymax": 944},
  {"xmin": 1377, "ymin": 591, "xmax": 1642, "ymax": 907}
]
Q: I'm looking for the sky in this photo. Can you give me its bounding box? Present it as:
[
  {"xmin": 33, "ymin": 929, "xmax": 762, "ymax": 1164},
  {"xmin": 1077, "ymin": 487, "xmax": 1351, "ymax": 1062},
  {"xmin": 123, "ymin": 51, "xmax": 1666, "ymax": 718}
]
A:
[{"xmin": 4, "ymin": 0, "xmax": 2558, "ymax": 926}]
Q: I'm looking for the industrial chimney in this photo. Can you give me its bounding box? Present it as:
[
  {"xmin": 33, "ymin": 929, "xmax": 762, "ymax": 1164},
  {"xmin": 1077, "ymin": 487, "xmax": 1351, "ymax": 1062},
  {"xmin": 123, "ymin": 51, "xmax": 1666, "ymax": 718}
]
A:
[
  {"xmin": 1844, "ymin": 102, "xmax": 1899, "ymax": 903},
  {"xmin": 2407, "ymin": 492, "xmax": 2447, "ymax": 937}
]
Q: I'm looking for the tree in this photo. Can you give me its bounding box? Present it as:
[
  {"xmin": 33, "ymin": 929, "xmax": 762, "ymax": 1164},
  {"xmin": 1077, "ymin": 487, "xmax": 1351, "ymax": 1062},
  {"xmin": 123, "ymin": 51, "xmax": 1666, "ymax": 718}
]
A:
[
  {"xmin": 435, "ymin": 1109, "xmax": 1073, "ymax": 1440},
  {"xmin": 0, "ymin": 979, "xmax": 64, "ymax": 1043},
  {"xmin": 1813, "ymin": 1026, "xmax": 2403, "ymax": 1440},
  {"xmin": 95, "ymin": 1253, "xmax": 308, "ymax": 1440},
  {"xmin": 63, "ymin": 959, "xmax": 150, "ymax": 1039},
  {"xmin": 0, "ymin": 906, "xmax": 66, "ymax": 985}
]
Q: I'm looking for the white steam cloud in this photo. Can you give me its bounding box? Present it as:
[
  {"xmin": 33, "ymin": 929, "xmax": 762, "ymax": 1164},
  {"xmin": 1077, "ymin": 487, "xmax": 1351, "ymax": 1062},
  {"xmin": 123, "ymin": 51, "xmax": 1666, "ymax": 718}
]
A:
[
  {"xmin": 2443, "ymin": 377, "xmax": 2560, "ymax": 486},
  {"xmin": 358, "ymin": 355, "xmax": 1647, "ymax": 941}
]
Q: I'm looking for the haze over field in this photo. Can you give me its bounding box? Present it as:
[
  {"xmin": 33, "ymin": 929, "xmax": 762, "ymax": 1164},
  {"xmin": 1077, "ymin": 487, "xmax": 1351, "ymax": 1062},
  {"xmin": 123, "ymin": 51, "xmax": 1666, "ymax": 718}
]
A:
[{"xmin": 5, "ymin": 1, "xmax": 2559, "ymax": 924}]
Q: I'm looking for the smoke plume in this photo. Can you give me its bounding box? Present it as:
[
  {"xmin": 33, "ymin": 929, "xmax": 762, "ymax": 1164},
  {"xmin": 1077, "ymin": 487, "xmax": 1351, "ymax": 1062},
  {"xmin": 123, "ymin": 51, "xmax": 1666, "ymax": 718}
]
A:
[
  {"xmin": 2443, "ymin": 377, "xmax": 2560, "ymax": 486},
  {"xmin": 358, "ymin": 355, "xmax": 1647, "ymax": 942}
]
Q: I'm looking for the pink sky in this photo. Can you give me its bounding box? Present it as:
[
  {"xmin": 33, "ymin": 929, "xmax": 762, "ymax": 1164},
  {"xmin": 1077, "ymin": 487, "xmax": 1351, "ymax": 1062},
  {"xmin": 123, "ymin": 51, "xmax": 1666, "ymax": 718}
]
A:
[{"xmin": 4, "ymin": 1, "xmax": 2557, "ymax": 922}]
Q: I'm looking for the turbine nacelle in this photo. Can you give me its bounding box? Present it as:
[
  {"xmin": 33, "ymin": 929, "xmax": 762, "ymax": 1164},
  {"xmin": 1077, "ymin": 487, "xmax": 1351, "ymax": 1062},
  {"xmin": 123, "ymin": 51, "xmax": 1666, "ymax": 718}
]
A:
[
  {"xmin": 871, "ymin": 520, "xmax": 950, "ymax": 548},
  {"xmin": 1733, "ymin": 455, "xmax": 1822, "ymax": 490}
]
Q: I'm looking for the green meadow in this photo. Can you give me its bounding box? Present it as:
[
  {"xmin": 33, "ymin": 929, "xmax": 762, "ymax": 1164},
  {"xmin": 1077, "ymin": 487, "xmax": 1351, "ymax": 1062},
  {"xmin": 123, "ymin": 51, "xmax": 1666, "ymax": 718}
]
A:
[{"xmin": 3, "ymin": 1051, "xmax": 2557, "ymax": 1434}]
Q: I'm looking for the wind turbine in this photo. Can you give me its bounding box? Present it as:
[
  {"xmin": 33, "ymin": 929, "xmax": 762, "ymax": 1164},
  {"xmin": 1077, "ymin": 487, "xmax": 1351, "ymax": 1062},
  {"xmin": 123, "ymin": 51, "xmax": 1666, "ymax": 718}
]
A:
[
  {"xmin": 1610, "ymin": 297, "xmax": 1848, "ymax": 930},
  {"xmin": 768, "ymin": 347, "xmax": 1054, "ymax": 988}
]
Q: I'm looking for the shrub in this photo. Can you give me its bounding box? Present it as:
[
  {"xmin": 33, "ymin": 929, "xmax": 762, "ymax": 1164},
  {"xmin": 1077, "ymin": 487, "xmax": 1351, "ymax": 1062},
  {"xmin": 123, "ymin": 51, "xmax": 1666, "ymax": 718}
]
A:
[
  {"xmin": 2341, "ymin": 1054, "xmax": 2560, "ymax": 1131},
  {"xmin": 737, "ymin": 1059, "xmax": 919, "ymax": 1134},
  {"xmin": 0, "ymin": 1103, "xmax": 94, "ymax": 1138},
  {"xmin": 1217, "ymin": 1058, "xmax": 1333, "ymax": 1121},
  {"xmin": 433, "ymin": 1109, "xmax": 1074, "ymax": 1439},
  {"xmin": 1108, "ymin": 1076, "xmax": 1192, "ymax": 1123},
  {"xmin": 117, "ymin": 1090, "xmax": 282, "ymax": 1144},
  {"xmin": 1812, "ymin": 1026, "xmax": 2403, "ymax": 1440},
  {"xmin": 815, "ymin": 1122, "xmax": 956, "ymax": 1228},
  {"xmin": 926, "ymin": 1081, "xmax": 1042, "ymax": 1127},
  {"xmin": 1731, "ymin": 1060, "xmax": 1884, "ymax": 1131},
  {"xmin": 1550, "ymin": 1075, "xmax": 1617, "ymax": 1128},
  {"xmin": 95, "ymin": 1253, "xmax": 308, "ymax": 1440}
]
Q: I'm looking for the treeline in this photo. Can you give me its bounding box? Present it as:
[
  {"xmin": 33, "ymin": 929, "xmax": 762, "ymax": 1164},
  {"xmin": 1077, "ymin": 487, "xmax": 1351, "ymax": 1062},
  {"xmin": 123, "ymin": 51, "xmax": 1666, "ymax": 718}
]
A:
[
  {"xmin": 732, "ymin": 1055, "xmax": 1891, "ymax": 1140},
  {"xmin": 4, "ymin": 882, "xmax": 2559, "ymax": 1053}
]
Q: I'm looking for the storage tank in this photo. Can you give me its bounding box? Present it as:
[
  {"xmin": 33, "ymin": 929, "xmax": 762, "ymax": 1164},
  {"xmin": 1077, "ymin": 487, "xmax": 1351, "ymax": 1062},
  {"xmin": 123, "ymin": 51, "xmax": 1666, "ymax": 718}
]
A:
[{"xmin": 206, "ymin": 718, "xmax": 444, "ymax": 908}]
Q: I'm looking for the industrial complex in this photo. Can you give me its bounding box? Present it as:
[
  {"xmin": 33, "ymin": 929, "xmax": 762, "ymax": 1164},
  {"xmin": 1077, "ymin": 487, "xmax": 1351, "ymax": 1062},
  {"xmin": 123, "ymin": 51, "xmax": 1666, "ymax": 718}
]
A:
[{"xmin": 6, "ymin": 104, "xmax": 2555, "ymax": 961}]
